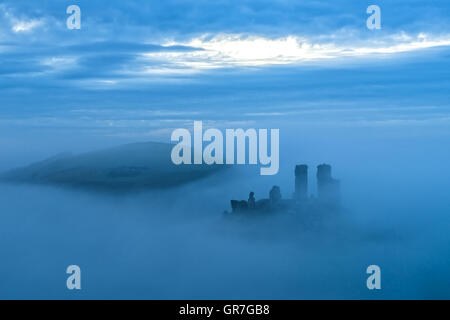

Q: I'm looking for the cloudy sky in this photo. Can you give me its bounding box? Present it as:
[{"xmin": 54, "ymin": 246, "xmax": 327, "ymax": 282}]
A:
[{"xmin": 0, "ymin": 0, "xmax": 449, "ymax": 162}]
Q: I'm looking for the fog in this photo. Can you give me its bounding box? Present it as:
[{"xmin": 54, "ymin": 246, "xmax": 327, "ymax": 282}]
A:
[{"xmin": 1, "ymin": 119, "xmax": 449, "ymax": 300}]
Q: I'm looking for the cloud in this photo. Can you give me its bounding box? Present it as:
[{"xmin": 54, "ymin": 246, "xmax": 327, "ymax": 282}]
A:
[
  {"xmin": 0, "ymin": 0, "xmax": 449, "ymax": 83},
  {"xmin": 0, "ymin": 0, "xmax": 449, "ymax": 93},
  {"xmin": 139, "ymin": 32, "xmax": 450, "ymax": 71},
  {"xmin": 0, "ymin": 4, "xmax": 45, "ymax": 34},
  {"xmin": 12, "ymin": 18, "xmax": 44, "ymax": 33}
]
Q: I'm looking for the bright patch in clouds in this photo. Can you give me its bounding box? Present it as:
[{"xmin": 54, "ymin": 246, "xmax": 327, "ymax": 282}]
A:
[
  {"xmin": 141, "ymin": 33, "xmax": 450, "ymax": 72},
  {"xmin": 12, "ymin": 19, "xmax": 44, "ymax": 33}
]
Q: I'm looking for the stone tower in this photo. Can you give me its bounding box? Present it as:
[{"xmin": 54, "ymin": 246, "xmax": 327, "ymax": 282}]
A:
[
  {"xmin": 294, "ymin": 164, "xmax": 308, "ymax": 201},
  {"xmin": 317, "ymin": 164, "xmax": 340, "ymax": 204}
]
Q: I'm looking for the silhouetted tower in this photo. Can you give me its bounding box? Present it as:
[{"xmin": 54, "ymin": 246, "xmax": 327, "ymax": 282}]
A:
[
  {"xmin": 317, "ymin": 164, "xmax": 340, "ymax": 205},
  {"xmin": 294, "ymin": 164, "xmax": 308, "ymax": 201},
  {"xmin": 248, "ymin": 192, "xmax": 256, "ymax": 209},
  {"xmin": 269, "ymin": 186, "xmax": 282, "ymax": 206}
]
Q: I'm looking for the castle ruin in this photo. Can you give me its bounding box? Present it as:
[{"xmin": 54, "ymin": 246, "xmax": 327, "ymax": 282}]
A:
[{"xmin": 229, "ymin": 164, "xmax": 340, "ymax": 213}]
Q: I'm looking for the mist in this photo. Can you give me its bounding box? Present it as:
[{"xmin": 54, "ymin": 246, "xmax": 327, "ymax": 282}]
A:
[{"xmin": 1, "ymin": 115, "xmax": 449, "ymax": 299}]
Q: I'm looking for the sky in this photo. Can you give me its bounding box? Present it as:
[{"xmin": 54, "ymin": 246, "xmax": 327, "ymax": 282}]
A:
[{"xmin": 0, "ymin": 0, "xmax": 449, "ymax": 163}]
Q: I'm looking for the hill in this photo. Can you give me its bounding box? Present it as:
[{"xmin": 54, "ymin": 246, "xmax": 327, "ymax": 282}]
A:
[{"xmin": 1, "ymin": 141, "xmax": 226, "ymax": 191}]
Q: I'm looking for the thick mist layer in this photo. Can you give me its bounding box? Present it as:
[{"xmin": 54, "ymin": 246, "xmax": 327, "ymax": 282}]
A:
[{"xmin": 1, "ymin": 123, "xmax": 449, "ymax": 299}]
